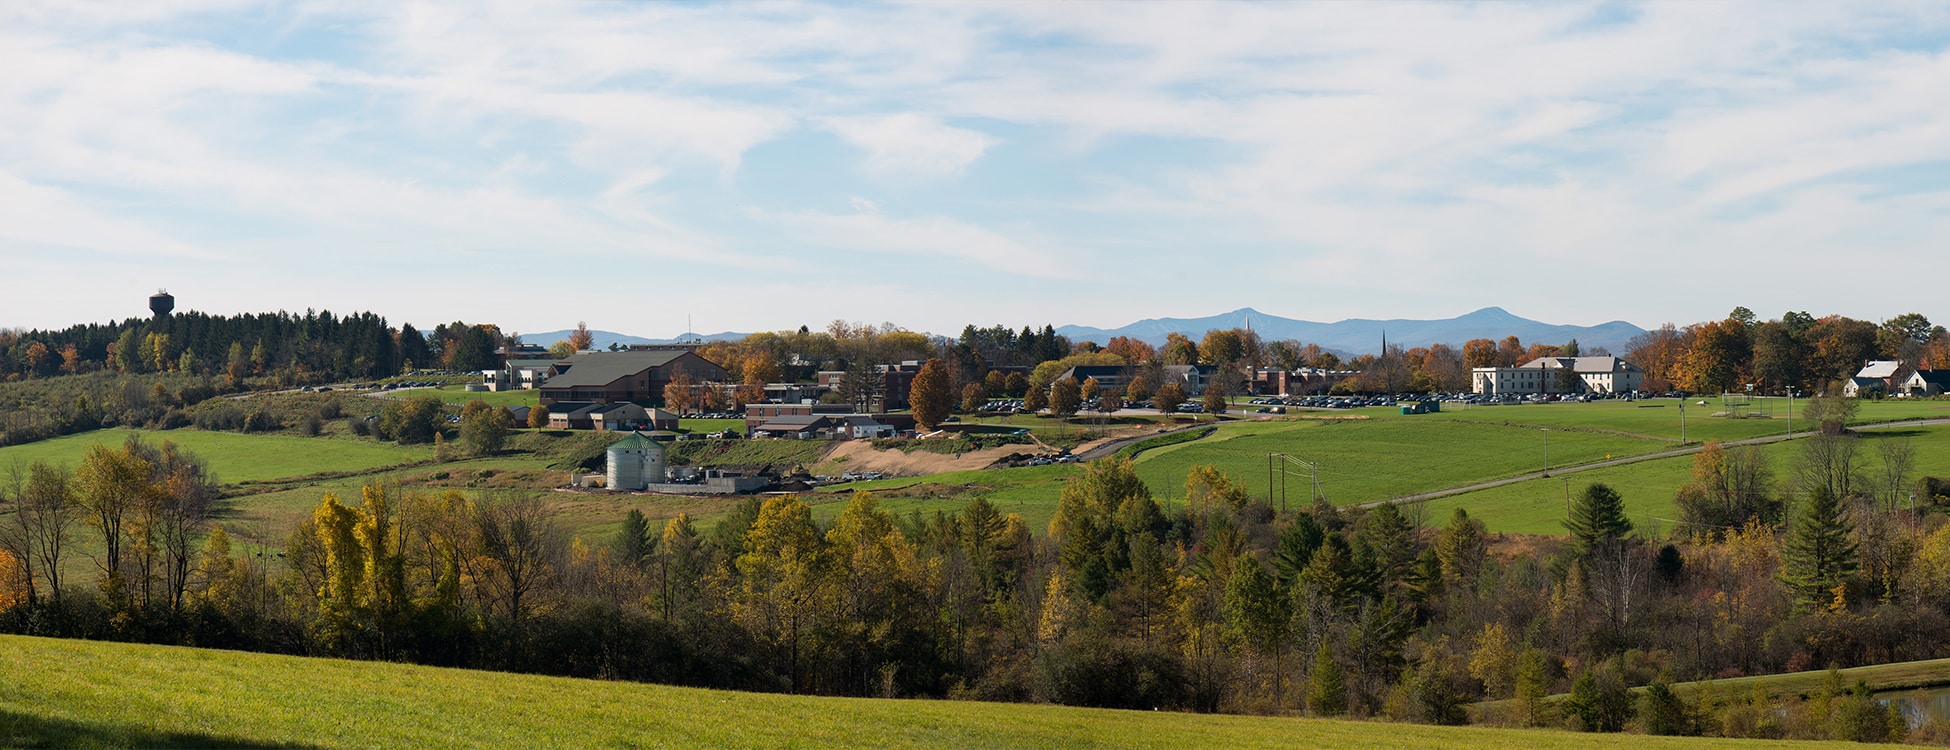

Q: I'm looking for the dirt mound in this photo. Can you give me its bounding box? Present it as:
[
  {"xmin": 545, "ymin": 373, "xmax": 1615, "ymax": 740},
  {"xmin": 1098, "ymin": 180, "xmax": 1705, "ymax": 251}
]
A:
[{"xmin": 824, "ymin": 439, "xmax": 1055, "ymax": 477}]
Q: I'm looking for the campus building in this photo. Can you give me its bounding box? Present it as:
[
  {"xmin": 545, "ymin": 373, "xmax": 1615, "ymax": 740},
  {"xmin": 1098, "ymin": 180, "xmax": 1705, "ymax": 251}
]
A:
[{"xmin": 1471, "ymin": 356, "xmax": 1645, "ymax": 396}]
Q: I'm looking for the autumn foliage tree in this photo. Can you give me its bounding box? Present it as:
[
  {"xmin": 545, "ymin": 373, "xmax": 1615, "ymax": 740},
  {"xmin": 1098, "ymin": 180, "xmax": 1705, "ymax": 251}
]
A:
[
  {"xmin": 908, "ymin": 358, "xmax": 952, "ymax": 431},
  {"xmin": 568, "ymin": 321, "xmax": 595, "ymax": 351},
  {"xmin": 1154, "ymin": 382, "xmax": 1186, "ymax": 414},
  {"xmin": 1049, "ymin": 376, "xmax": 1081, "ymax": 417}
]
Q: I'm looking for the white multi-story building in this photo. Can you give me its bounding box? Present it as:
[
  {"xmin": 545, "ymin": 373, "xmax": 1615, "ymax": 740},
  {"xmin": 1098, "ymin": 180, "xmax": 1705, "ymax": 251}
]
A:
[{"xmin": 1472, "ymin": 356, "xmax": 1645, "ymax": 396}]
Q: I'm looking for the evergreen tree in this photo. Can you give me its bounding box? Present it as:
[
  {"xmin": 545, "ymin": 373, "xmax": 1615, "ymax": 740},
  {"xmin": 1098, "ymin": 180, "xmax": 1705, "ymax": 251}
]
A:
[
  {"xmin": 1300, "ymin": 535, "xmax": 1363, "ymax": 608},
  {"xmin": 1273, "ymin": 513, "xmax": 1325, "ymax": 585},
  {"xmin": 613, "ymin": 508, "xmax": 655, "ymax": 567},
  {"xmin": 1307, "ymin": 642, "xmax": 1347, "ymax": 716},
  {"xmin": 1565, "ymin": 482, "xmax": 1632, "ymax": 559},
  {"xmin": 1513, "ymin": 646, "xmax": 1550, "ymax": 727},
  {"xmin": 1223, "ymin": 554, "xmax": 1290, "ymax": 707},
  {"xmin": 1564, "ymin": 658, "xmax": 1632, "ymax": 732},
  {"xmin": 1779, "ymin": 486, "xmax": 1858, "ymax": 610},
  {"xmin": 1434, "ymin": 508, "xmax": 1486, "ymax": 590},
  {"xmin": 1356, "ymin": 503, "xmax": 1415, "ymax": 588},
  {"xmin": 1638, "ymin": 679, "xmax": 1692, "ymax": 736}
]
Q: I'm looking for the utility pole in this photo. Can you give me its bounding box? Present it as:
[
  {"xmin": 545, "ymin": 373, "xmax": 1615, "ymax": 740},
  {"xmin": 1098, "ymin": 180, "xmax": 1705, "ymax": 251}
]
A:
[
  {"xmin": 1679, "ymin": 398, "xmax": 1687, "ymax": 445},
  {"xmin": 1541, "ymin": 428, "xmax": 1549, "ymax": 476}
]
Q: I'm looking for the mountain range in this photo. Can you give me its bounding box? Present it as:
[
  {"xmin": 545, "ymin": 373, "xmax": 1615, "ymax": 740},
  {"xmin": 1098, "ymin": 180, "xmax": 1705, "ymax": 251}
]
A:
[
  {"xmin": 520, "ymin": 329, "xmax": 746, "ymax": 350},
  {"xmin": 525, "ymin": 307, "xmax": 1648, "ymax": 358},
  {"xmin": 1054, "ymin": 307, "xmax": 1647, "ymax": 356}
]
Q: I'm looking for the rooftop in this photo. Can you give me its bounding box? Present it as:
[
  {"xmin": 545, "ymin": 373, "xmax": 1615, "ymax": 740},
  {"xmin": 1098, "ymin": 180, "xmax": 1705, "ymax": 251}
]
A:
[{"xmin": 542, "ymin": 350, "xmax": 697, "ymax": 389}]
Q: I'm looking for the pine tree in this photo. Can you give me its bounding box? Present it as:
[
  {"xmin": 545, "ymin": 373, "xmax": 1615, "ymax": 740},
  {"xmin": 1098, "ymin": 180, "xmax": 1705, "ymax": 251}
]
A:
[
  {"xmin": 1273, "ymin": 514, "xmax": 1325, "ymax": 585},
  {"xmin": 1565, "ymin": 482, "xmax": 1632, "ymax": 558},
  {"xmin": 1357, "ymin": 503, "xmax": 1416, "ymax": 588},
  {"xmin": 1223, "ymin": 554, "xmax": 1289, "ymax": 707},
  {"xmin": 1779, "ymin": 486, "xmax": 1858, "ymax": 610},
  {"xmin": 1513, "ymin": 646, "xmax": 1550, "ymax": 727},
  {"xmin": 1639, "ymin": 679, "xmax": 1692, "ymax": 736},
  {"xmin": 614, "ymin": 508, "xmax": 655, "ymax": 567},
  {"xmin": 1435, "ymin": 508, "xmax": 1486, "ymax": 589},
  {"xmin": 1307, "ymin": 641, "xmax": 1347, "ymax": 716}
]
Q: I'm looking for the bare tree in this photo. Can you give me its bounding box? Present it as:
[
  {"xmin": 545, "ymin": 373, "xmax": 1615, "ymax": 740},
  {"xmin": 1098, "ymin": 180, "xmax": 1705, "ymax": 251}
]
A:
[
  {"xmin": 10, "ymin": 462, "xmax": 78, "ymax": 602},
  {"xmin": 0, "ymin": 462, "xmax": 36, "ymax": 603},
  {"xmin": 149, "ymin": 443, "xmax": 218, "ymax": 612},
  {"xmin": 472, "ymin": 495, "xmax": 565, "ymax": 624},
  {"xmin": 1797, "ymin": 433, "xmax": 1863, "ymax": 501},
  {"xmin": 1876, "ymin": 436, "xmax": 1917, "ymax": 509}
]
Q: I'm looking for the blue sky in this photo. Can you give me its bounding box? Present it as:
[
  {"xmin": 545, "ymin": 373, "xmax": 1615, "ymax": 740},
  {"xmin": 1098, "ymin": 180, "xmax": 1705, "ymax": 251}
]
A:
[{"xmin": 3, "ymin": 1, "xmax": 1949, "ymax": 340}]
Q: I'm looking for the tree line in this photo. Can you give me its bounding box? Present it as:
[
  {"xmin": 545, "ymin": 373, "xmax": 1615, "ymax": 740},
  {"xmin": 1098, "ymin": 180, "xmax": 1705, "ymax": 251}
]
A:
[
  {"xmin": 1, "ymin": 310, "xmax": 507, "ymax": 383},
  {"xmin": 0, "ymin": 312, "xmax": 507, "ymax": 447},
  {"xmin": 1618, "ymin": 308, "xmax": 1947, "ymax": 396},
  {"xmin": 3, "ymin": 418, "xmax": 1945, "ymax": 741}
]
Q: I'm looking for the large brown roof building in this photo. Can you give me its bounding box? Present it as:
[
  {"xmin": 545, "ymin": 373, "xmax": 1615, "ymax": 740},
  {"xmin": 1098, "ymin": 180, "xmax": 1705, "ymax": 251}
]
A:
[{"xmin": 538, "ymin": 350, "xmax": 728, "ymax": 405}]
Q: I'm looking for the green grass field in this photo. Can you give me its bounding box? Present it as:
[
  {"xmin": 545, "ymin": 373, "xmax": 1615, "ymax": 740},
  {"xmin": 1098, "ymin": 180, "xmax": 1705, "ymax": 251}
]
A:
[
  {"xmin": 13, "ymin": 397, "xmax": 1948, "ymax": 555},
  {"xmin": 1669, "ymin": 657, "xmax": 1950, "ymax": 702},
  {"xmin": 0, "ymin": 428, "xmax": 433, "ymax": 484},
  {"xmin": 1128, "ymin": 418, "xmax": 1659, "ymax": 509},
  {"xmin": 426, "ymin": 385, "xmax": 539, "ymax": 409},
  {"xmin": 1421, "ymin": 423, "xmax": 1950, "ymax": 534},
  {"xmin": 0, "ymin": 635, "xmax": 1859, "ymax": 749}
]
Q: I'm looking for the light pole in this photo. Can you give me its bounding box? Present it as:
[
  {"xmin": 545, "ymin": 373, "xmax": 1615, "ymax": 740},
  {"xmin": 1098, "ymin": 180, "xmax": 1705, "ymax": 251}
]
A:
[{"xmin": 1541, "ymin": 428, "xmax": 1549, "ymax": 476}]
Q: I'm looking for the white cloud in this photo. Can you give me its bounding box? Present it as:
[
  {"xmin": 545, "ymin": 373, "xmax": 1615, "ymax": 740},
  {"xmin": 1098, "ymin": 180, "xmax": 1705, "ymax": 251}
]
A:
[
  {"xmin": 820, "ymin": 113, "xmax": 997, "ymax": 179},
  {"xmin": 764, "ymin": 208, "xmax": 1079, "ymax": 281},
  {"xmin": 0, "ymin": 170, "xmax": 214, "ymax": 261},
  {"xmin": 5, "ymin": 2, "xmax": 1950, "ymax": 333}
]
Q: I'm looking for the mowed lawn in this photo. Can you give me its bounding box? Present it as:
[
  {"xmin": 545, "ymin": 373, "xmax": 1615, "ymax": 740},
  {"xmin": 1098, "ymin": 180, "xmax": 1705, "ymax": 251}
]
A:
[
  {"xmin": 0, "ymin": 635, "xmax": 1860, "ymax": 749},
  {"xmin": 1429, "ymin": 397, "xmax": 1950, "ymax": 443},
  {"xmin": 1128, "ymin": 418, "xmax": 1662, "ymax": 507},
  {"xmin": 0, "ymin": 428, "xmax": 432, "ymax": 484},
  {"xmin": 424, "ymin": 385, "xmax": 539, "ymax": 409},
  {"xmin": 1421, "ymin": 422, "xmax": 1950, "ymax": 534}
]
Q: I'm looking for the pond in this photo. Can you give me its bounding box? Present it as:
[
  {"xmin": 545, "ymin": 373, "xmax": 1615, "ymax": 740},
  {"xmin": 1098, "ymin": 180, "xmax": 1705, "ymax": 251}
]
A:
[{"xmin": 1876, "ymin": 686, "xmax": 1950, "ymax": 729}]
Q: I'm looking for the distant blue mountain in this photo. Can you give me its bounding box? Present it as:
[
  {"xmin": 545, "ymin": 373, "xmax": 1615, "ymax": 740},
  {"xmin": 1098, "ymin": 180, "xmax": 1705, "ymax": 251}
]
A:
[
  {"xmin": 1054, "ymin": 307, "xmax": 1647, "ymax": 357},
  {"xmin": 522, "ymin": 329, "xmax": 746, "ymax": 350},
  {"xmin": 528, "ymin": 307, "xmax": 1647, "ymax": 359}
]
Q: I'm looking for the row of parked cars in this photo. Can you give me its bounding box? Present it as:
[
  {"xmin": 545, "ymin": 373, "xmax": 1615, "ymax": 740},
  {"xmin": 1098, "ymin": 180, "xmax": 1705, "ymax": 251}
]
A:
[
  {"xmin": 680, "ymin": 412, "xmax": 741, "ymax": 420},
  {"xmin": 1243, "ymin": 391, "xmax": 1669, "ymax": 409},
  {"xmin": 1248, "ymin": 395, "xmax": 1404, "ymax": 409}
]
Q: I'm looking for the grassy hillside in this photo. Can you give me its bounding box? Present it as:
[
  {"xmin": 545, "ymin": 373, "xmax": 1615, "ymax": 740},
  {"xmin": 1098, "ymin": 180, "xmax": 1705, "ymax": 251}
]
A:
[
  {"xmin": 0, "ymin": 635, "xmax": 1857, "ymax": 749},
  {"xmin": 0, "ymin": 428, "xmax": 432, "ymax": 483},
  {"xmin": 1671, "ymin": 656, "xmax": 1950, "ymax": 701},
  {"xmin": 1422, "ymin": 422, "xmax": 1950, "ymax": 534}
]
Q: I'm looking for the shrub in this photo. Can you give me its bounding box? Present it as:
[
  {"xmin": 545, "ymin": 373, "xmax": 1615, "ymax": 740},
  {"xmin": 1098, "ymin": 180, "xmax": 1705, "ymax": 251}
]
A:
[
  {"xmin": 156, "ymin": 409, "xmax": 191, "ymax": 430},
  {"xmin": 1638, "ymin": 679, "xmax": 1693, "ymax": 735},
  {"xmin": 1831, "ymin": 681, "xmax": 1904, "ymax": 743},
  {"xmin": 1564, "ymin": 659, "xmax": 1632, "ymax": 732}
]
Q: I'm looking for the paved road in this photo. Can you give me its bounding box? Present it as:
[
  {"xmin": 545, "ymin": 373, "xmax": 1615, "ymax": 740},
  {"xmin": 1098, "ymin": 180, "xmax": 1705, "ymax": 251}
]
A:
[
  {"xmin": 1350, "ymin": 417, "xmax": 1950, "ymax": 509},
  {"xmin": 1073, "ymin": 422, "xmax": 1225, "ymax": 462}
]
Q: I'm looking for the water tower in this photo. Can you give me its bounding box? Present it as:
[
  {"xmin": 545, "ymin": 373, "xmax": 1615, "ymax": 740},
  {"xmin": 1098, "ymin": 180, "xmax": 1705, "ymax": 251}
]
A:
[{"xmin": 149, "ymin": 289, "xmax": 174, "ymax": 318}]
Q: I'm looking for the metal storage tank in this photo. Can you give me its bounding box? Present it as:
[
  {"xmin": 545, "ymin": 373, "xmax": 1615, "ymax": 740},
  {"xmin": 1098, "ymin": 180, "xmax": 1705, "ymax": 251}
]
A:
[
  {"xmin": 605, "ymin": 432, "xmax": 667, "ymax": 491},
  {"xmin": 149, "ymin": 290, "xmax": 175, "ymax": 318}
]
